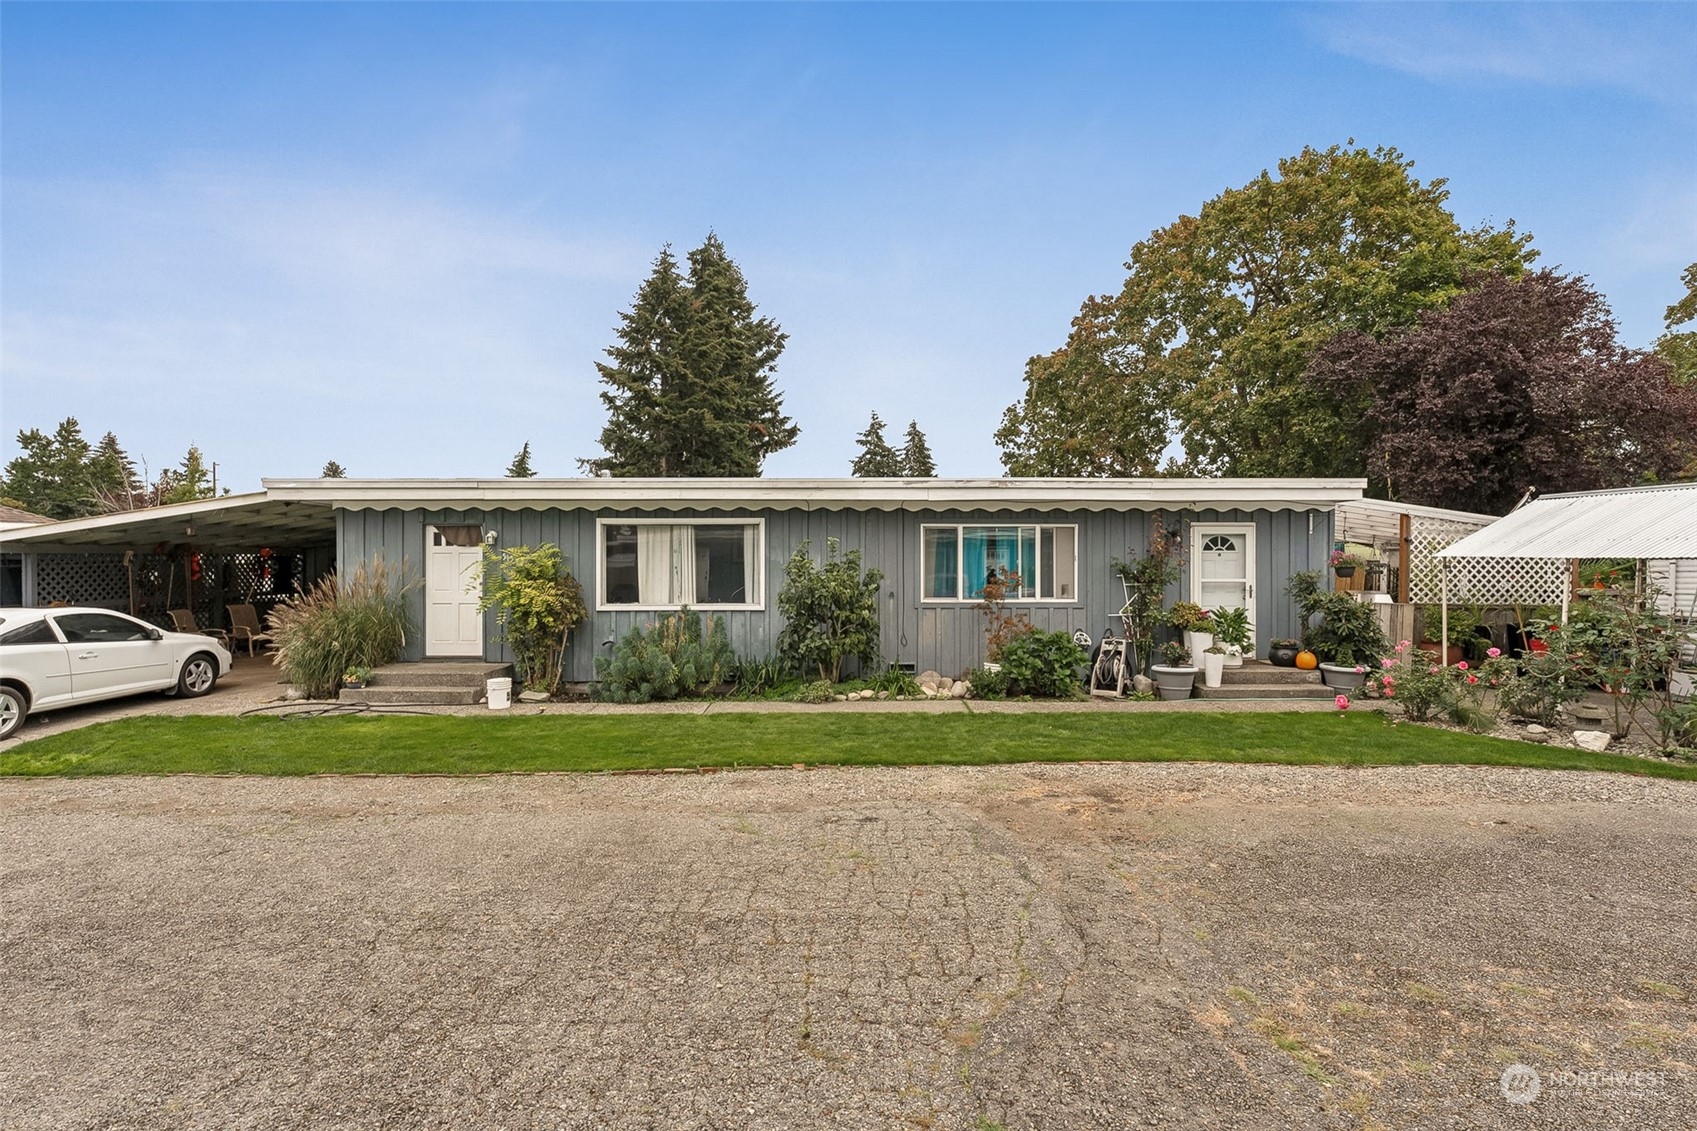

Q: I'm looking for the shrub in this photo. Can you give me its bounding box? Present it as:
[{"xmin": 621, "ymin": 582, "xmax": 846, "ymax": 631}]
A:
[
  {"xmin": 731, "ymin": 653, "xmax": 792, "ymax": 696},
  {"xmin": 975, "ymin": 570, "xmax": 1034, "ymax": 661},
  {"xmin": 794, "ymin": 679, "xmax": 836, "ymax": 704},
  {"xmin": 1495, "ymin": 635, "xmax": 1581, "ymax": 726},
  {"xmin": 867, "ymin": 665, "xmax": 922, "ymax": 697},
  {"xmin": 971, "ymin": 664, "xmax": 1011, "ymax": 700},
  {"xmin": 1288, "ymin": 570, "xmax": 1387, "ymax": 666},
  {"xmin": 1167, "ymin": 601, "xmax": 1212, "ymax": 633},
  {"xmin": 477, "ymin": 543, "xmax": 588, "ymax": 695},
  {"xmin": 776, "ymin": 538, "xmax": 883, "ymax": 682},
  {"xmin": 269, "ymin": 560, "xmax": 417, "ymax": 699},
  {"xmin": 997, "ymin": 630, "xmax": 1088, "ymax": 698},
  {"xmin": 1367, "ymin": 641, "xmax": 1515, "ymax": 732},
  {"xmin": 595, "ymin": 607, "xmax": 735, "ymax": 703}
]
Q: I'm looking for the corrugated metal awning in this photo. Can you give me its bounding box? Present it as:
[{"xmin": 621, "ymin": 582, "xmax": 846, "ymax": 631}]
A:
[{"xmin": 1438, "ymin": 483, "xmax": 1697, "ymax": 560}]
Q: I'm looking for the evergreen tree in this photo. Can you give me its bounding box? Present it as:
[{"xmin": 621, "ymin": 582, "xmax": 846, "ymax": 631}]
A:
[
  {"xmin": 88, "ymin": 432, "xmax": 142, "ymax": 511},
  {"xmin": 158, "ymin": 445, "xmax": 216, "ymax": 505},
  {"xmin": 0, "ymin": 417, "xmax": 96, "ymax": 519},
  {"xmin": 506, "ymin": 442, "xmax": 537, "ymax": 478},
  {"xmin": 900, "ymin": 420, "xmax": 936, "ymax": 477},
  {"xmin": 850, "ymin": 412, "xmax": 902, "ymax": 476},
  {"xmin": 583, "ymin": 234, "xmax": 797, "ymax": 476},
  {"xmin": 321, "ymin": 460, "xmax": 347, "ymax": 478}
]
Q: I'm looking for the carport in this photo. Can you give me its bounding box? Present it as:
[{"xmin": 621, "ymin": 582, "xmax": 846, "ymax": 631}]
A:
[{"xmin": 0, "ymin": 493, "xmax": 336, "ymax": 636}]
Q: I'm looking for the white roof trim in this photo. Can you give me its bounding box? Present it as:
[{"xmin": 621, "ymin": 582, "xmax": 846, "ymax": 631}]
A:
[
  {"xmin": 0, "ymin": 493, "xmax": 335, "ymax": 549},
  {"xmin": 1438, "ymin": 482, "xmax": 1697, "ymax": 560},
  {"xmin": 262, "ymin": 476, "xmax": 1366, "ymax": 512}
]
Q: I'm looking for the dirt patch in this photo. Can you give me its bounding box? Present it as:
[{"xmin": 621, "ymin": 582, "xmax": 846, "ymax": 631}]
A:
[{"xmin": 2, "ymin": 763, "xmax": 1692, "ymax": 1129}]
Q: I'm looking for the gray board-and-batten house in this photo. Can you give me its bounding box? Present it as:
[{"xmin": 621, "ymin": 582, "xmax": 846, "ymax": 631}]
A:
[{"xmin": 261, "ymin": 476, "xmax": 1361, "ymax": 681}]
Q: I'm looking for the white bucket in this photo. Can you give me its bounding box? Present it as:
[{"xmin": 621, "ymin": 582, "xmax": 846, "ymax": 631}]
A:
[{"xmin": 486, "ymin": 676, "xmax": 512, "ymax": 710}]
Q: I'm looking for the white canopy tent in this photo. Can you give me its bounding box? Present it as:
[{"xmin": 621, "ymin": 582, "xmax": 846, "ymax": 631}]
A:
[{"xmin": 1436, "ymin": 483, "xmax": 1697, "ymax": 678}]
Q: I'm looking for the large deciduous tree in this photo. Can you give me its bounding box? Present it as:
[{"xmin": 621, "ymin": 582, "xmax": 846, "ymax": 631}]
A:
[
  {"xmin": 583, "ymin": 235, "xmax": 797, "ymax": 477},
  {"xmin": 1654, "ymin": 261, "xmax": 1697, "ymax": 386},
  {"xmin": 850, "ymin": 412, "xmax": 902, "ymax": 476},
  {"xmin": 1305, "ymin": 270, "xmax": 1697, "ymax": 514},
  {"xmin": 997, "ymin": 144, "xmax": 1533, "ymax": 477}
]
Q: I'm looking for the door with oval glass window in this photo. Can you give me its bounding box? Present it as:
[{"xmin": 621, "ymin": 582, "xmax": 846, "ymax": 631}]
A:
[{"xmin": 1190, "ymin": 523, "xmax": 1256, "ymax": 654}]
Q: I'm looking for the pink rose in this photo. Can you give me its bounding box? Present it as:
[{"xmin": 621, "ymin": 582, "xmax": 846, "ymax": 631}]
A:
[
  {"xmin": 1466, "ymin": 674, "xmax": 1479, "ymax": 684},
  {"xmin": 1334, "ymin": 694, "xmax": 1350, "ymax": 710},
  {"xmin": 1381, "ymin": 658, "xmax": 1396, "ymax": 668},
  {"xmin": 1486, "ymin": 647, "xmax": 1501, "ymax": 658},
  {"xmin": 1456, "ymin": 661, "xmax": 1469, "ymax": 671}
]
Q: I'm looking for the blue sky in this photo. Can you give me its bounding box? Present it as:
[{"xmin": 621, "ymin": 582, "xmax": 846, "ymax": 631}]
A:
[{"xmin": 3, "ymin": 2, "xmax": 1694, "ymax": 489}]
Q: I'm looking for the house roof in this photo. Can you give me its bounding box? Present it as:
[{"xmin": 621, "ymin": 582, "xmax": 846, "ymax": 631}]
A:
[
  {"xmin": 0, "ymin": 504, "xmax": 52, "ymax": 527},
  {"xmin": 260, "ymin": 476, "xmax": 1368, "ymax": 513},
  {"xmin": 1437, "ymin": 482, "xmax": 1697, "ymax": 560},
  {"xmin": 0, "ymin": 492, "xmax": 336, "ymax": 551}
]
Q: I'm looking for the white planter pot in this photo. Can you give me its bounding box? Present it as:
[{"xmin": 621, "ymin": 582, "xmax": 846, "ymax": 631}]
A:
[
  {"xmin": 1150, "ymin": 664, "xmax": 1198, "ymax": 701},
  {"xmin": 1318, "ymin": 663, "xmax": 1367, "ymax": 692},
  {"xmin": 1184, "ymin": 630, "xmax": 1214, "ymax": 669},
  {"xmin": 981, "ymin": 661, "xmax": 1002, "ymax": 673},
  {"xmin": 1202, "ymin": 651, "xmax": 1225, "ymax": 688},
  {"xmin": 1222, "ymin": 644, "xmax": 1244, "ymax": 668}
]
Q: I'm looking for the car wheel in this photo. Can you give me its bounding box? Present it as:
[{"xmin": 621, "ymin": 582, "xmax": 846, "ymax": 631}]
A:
[
  {"xmin": 177, "ymin": 653, "xmax": 219, "ymax": 698},
  {"xmin": 0, "ymin": 686, "xmax": 27, "ymax": 740}
]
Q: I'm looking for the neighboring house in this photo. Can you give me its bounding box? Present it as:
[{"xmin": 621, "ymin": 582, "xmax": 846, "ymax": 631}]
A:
[
  {"xmin": 0, "ymin": 505, "xmax": 52, "ymax": 605},
  {"xmin": 261, "ymin": 477, "xmax": 1359, "ymax": 680}
]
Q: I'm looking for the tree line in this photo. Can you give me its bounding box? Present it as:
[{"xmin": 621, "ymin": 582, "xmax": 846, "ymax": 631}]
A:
[{"xmin": 0, "ymin": 420, "xmax": 224, "ymax": 520}]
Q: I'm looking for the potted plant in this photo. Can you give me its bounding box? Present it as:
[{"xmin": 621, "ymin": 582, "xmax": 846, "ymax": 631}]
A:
[
  {"xmin": 1318, "ymin": 659, "xmax": 1368, "ymax": 691},
  {"xmin": 1419, "ymin": 605, "xmax": 1480, "ymax": 666},
  {"xmin": 1331, "ymin": 550, "xmax": 1364, "ymax": 578},
  {"xmin": 1268, "ymin": 639, "xmax": 1301, "ymax": 667},
  {"xmin": 1202, "ymin": 643, "xmax": 1226, "ymax": 689},
  {"xmin": 1150, "ymin": 639, "xmax": 1198, "ymax": 700},
  {"xmin": 1211, "ymin": 606, "xmax": 1252, "ymax": 666},
  {"xmin": 1167, "ymin": 601, "xmax": 1213, "ymax": 667},
  {"xmin": 342, "ymin": 665, "xmax": 373, "ymax": 690}
]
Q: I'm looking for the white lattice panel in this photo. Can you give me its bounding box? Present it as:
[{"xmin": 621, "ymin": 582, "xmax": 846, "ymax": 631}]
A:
[{"xmin": 1407, "ymin": 517, "xmax": 1566, "ymax": 605}]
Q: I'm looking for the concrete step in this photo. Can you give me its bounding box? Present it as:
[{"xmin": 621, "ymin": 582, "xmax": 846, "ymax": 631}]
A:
[
  {"xmin": 1218, "ymin": 662, "xmax": 1322, "ymax": 686},
  {"xmin": 367, "ymin": 662, "xmax": 512, "ymax": 688},
  {"xmin": 339, "ymin": 685, "xmax": 484, "ymax": 706},
  {"xmin": 1194, "ymin": 683, "xmax": 1336, "ymax": 700}
]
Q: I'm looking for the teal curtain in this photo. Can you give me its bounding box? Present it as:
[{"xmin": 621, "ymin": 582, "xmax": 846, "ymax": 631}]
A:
[
  {"xmin": 963, "ymin": 529, "xmax": 990, "ymax": 598},
  {"xmin": 924, "ymin": 527, "xmax": 958, "ymax": 598}
]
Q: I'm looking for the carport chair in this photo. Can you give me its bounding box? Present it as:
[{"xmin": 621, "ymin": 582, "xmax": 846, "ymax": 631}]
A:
[
  {"xmin": 169, "ymin": 608, "xmax": 230, "ymax": 649},
  {"xmin": 226, "ymin": 603, "xmax": 274, "ymax": 656}
]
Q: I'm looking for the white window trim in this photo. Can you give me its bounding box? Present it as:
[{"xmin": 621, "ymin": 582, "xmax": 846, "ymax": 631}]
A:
[
  {"xmin": 919, "ymin": 522, "xmax": 1081, "ymax": 605},
  {"xmin": 595, "ymin": 516, "xmax": 766, "ymax": 612}
]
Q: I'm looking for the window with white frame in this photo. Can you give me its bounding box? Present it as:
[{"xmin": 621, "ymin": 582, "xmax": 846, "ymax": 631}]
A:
[
  {"xmin": 921, "ymin": 524, "xmax": 1077, "ymax": 601},
  {"xmin": 599, "ymin": 519, "xmax": 762, "ymax": 608}
]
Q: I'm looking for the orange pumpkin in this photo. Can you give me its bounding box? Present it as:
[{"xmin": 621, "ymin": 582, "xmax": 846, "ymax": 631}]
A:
[{"xmin": 1294, "ymin": 650, "xmax": 1319, "ymax": 670}]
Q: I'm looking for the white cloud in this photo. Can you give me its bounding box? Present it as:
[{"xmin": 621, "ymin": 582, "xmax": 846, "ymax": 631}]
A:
[{"xmin": 1307, "ymin": 3, "xmax": 1697, "ymax": 104}]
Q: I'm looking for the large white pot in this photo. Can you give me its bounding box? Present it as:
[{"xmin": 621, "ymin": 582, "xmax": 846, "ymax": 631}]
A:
[
  {"xmin": 1318, "ymin": 663, "xmax": 1367, "ymax": 692},
  {"xmin": 1150, "ymin": 665, "xmax": 1198, "ymax": 701},
  {"xmin": 1222, "ymin": 644, "xmax": 1244, "ymax": 668},
  {"xmin": 1184, "ymin": 630, "xmax": 1214, "ymax": 669},
  {"xmin": 1202, "ymin": 651, "xmax": 1225, "ymax": 688}
]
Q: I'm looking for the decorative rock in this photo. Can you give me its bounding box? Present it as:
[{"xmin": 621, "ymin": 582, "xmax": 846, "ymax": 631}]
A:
[
  {"xmin": 282, "ymin": 687, "xmax": 306, "ymax": 701},
  {"xmin": 1524, "ymin": 724, "xmax": 1549, "ymax": 736},
  {"xmin": 834, "ymin": 694, "xmax": 848, "ymax": 702},
  {"xmin": 518, "ymin": 690, "xmax": 549, "ymax": 703},
  {"xmin": 877, "ymin": 690, "xmax": 890, "ymax": 700},
  {"xmin": 1132, "ymin": 674, "xmax": 1155, "ymax": 696},
  {"xmin": 949, "ymin": 680, "xmax": 969, "ymax": 699},
  {"xmin": 1572, "ymin": 730, "xmax": 1612, "ymax": 752},
  {"xmin": 918, "ymin": 670, "xmax": 943, "ymax": 689}
]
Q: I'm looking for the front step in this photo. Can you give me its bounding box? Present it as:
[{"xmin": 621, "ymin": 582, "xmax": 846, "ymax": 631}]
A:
[
  {"xmin": 1193, "ymin": 683, "xmax": 1337, "ymax": 700},
  {"xmin": 339, "ymin": 661, "xmax": 515, "ymax": 705},
  {"xmin": 1218, "ymin": 661, "xmax": 1324, "ymax": 686}
]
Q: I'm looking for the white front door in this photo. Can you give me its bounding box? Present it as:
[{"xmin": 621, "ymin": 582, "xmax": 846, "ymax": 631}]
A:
[
  {"xmin": 1191, "ymin": 523, "xmax": 1256, "ymax": 651},
  {"xmin": 426, "ymin": 525, "xmax": 484, "ymax": 657}
]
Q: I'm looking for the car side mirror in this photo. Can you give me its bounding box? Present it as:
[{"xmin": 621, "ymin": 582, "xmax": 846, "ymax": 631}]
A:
[{"xmin": 149, "ymin": 628, "xmax": 165, "ymax": 641}]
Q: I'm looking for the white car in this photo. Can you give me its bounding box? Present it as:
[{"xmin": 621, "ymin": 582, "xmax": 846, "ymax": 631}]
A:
[{"xmin": 0, "ymin": 607, "xmax": 234, "ymax": 740}]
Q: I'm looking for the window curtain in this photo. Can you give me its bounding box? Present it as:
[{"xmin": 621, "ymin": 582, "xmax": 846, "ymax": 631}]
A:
[
  {"xmin": 963, "ymin": 529, "xmax": 991, "ymax": 599},
  {"xmin": 637, "ymin": 526, "xmax": 673, "ymax": 604},
  {"xmin": 742, "ymin": 524, "xmax": 757, "ymax": 602},
  {"xmin": 923, "ymin": 528, "xmax": 958, "ymax": 599}
]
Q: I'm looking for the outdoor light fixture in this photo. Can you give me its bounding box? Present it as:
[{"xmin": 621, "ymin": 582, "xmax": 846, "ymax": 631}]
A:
[
  {"xmin": 483, "ymin": 530, "xmax": 498, "ymax": 546},
  {"xmin": 185, "ymin": 523, "xmax": 195, "ymax": 537}
]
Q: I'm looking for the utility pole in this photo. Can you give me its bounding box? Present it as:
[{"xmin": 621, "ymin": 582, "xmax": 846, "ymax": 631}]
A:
[{"xmin": 211, "ymin": 462, "xmax": 218, "ymax": 496}]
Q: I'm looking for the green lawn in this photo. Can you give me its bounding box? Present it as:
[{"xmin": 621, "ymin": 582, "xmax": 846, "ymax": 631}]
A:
[{"xmin": 3, "ymin": 711, "xmax": 1694, "ymax": 780}]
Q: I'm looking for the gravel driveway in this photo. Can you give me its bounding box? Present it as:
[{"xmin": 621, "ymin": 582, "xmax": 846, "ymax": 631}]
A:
[{"xmin": 2, "ymin": 763, "xmax": 1692, "ymax": 1130}]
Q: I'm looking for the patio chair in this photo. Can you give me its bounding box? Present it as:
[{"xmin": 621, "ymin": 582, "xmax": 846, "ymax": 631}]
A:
[
  {"xmin": 169, "ymin": 608, "xmax": 230, "ymax": 648},
  {"xmin": 226, "ymin": 603, "xmax": 274, "ymax": 656}
]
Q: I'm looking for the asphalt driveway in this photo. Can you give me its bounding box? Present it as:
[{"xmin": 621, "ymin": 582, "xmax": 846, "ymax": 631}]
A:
[{"xmin": 1, "ymin": 763, "xmax": 1692, "ymax": 1130}]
